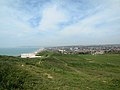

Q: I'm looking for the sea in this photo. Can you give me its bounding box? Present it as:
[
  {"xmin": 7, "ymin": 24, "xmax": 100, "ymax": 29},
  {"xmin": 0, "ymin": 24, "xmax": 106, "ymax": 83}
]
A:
[{"xmin": 0, "ymin": 48, "xmax": 40, "ymax": 56}]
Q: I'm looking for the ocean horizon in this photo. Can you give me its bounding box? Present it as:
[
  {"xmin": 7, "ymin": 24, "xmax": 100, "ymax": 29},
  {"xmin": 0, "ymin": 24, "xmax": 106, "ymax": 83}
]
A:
[{"xmin": 0, "ymin": 47, "xmax": 40, "ymax": 56}]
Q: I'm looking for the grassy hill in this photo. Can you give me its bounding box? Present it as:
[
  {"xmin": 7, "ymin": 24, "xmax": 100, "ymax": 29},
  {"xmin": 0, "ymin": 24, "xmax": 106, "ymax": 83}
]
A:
[{"xmin": 0, "ymin": 53, "xmax": 120, "ymax": 90}]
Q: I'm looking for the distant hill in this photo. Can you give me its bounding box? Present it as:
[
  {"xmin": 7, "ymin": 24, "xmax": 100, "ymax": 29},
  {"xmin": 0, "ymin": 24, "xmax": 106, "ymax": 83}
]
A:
[{"xmin": 0, "ymin": 53, "xmax": 120, "ymax": 90}]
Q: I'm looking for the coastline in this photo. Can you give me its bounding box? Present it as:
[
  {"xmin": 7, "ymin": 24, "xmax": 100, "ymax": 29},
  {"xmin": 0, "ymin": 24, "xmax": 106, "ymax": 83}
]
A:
[{"xmin": 0, "ymin": 47, "xmax": 40, "ymax": 56}]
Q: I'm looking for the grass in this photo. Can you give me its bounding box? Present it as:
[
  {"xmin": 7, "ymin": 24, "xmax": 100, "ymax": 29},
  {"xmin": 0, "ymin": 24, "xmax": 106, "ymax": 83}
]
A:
[{"xmin": 0, "ymin": 54, "xmax": 120, "ymax": 90}]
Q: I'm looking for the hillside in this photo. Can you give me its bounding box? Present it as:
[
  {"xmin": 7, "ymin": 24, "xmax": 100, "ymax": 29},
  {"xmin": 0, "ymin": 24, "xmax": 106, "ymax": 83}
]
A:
[{"xmin": 0, "ymin": 54, "xmax": 120, "ymax": 90}]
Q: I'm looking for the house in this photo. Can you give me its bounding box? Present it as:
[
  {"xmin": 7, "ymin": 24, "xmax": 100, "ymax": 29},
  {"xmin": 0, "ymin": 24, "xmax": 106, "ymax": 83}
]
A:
[{"xmin": 92, "ymin": 51, "xmax": 104, "ymax": 55}]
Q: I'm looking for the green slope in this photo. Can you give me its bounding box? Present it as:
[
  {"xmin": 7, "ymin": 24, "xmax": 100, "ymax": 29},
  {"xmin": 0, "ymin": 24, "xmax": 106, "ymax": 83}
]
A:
[{"xmin": 0, "ymin": 54, "xmax": 120, "ymax": 90}]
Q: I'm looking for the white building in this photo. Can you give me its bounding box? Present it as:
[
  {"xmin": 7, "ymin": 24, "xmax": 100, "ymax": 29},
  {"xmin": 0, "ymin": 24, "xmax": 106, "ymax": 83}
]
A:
[
  {"xmin": 21, "ymin": 48, "xmax": 45, "ymax": 58},
  {"xmin": 21, "ymin": 53, "xmax": 41, "ymax": 58},
  {"xmin": 58, "ymin": 49, "xmax": 66, "ymax": 53}
]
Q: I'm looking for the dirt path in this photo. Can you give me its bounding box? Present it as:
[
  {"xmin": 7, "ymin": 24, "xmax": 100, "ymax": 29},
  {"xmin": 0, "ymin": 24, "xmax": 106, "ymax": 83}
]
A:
[{"xmin": 53, "ymin": 56, "xmax": 81, "ymax": 74}]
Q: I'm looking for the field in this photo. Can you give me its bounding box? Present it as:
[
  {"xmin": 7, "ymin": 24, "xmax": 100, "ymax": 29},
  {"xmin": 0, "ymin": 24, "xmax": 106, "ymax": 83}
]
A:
[{"xmin": 0, "ymin": 53, "xmax": 120, "ymax": 90}]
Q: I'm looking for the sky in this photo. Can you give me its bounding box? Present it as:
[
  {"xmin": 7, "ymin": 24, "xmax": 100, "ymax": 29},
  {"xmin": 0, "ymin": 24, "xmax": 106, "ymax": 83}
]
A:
[{"xmin": 0, "ymin": 0, "xmax": 120, "ymax": 47}]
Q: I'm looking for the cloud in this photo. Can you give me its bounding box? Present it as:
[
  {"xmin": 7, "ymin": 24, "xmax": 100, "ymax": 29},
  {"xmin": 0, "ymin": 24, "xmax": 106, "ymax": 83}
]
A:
[
  {"xmin": 59, "ymin": 0, "xmax": 120, "ymax": 36},
  {"xmin": 38, "ymin": 4, "xmax": 68, "ymax": 31},
  {"xmin": 0, "ymin": 0, "xmax": 120, "ymax": 47}
]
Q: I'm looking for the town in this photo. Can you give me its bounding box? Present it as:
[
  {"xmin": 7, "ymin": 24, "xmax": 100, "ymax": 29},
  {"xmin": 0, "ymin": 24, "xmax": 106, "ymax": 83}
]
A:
[
  {"xmin": 46, "ymin": 44, "xmax": 120, "ymax": 55},
  {"xmin": 21, "ymin": 44, "xmax": 120, "ymax": 58}
]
